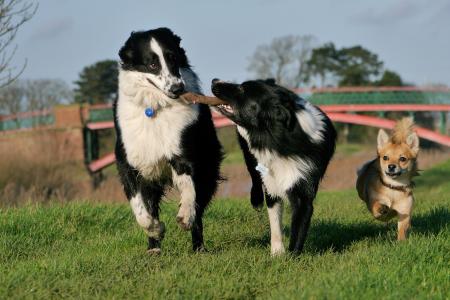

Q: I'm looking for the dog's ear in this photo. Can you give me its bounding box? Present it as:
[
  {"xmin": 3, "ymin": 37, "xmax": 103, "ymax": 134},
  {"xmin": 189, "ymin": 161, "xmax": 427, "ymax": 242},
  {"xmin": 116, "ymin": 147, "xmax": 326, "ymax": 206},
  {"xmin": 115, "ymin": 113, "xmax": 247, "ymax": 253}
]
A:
[
  {"xmin": 264, "ymin": 78, "xmax": 276, "ymax": 86},
  {"xmin": 119, "ymin": 45, "xmax": 133, "ymax": 64},
  {"xmin": 118, "ymin": 32, "xmax": 135, "ymax": 64},
  {"xmin": 156, "ymin": 27, "xmax": 188, "ymax": 66},
  {"xmin": 406, "ymin": 132, "xmax": 419, "ymax": 155},
  {"xmin": 158, "ymin": 27, "xmax": 182, "ymax": 46},
  {"xmin": 377, "ymin": 129, "xmax": 389, "ymax": 151},
  {"xmin": 275, "ymin": 106, "xmax": 295, "ymax": 131}
]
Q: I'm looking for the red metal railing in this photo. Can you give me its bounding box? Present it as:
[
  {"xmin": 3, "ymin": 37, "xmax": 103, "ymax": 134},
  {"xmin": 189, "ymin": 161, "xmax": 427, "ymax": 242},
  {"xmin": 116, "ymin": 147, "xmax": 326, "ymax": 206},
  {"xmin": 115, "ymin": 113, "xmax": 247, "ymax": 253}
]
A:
[
  {"xmin": 293, "ymin": 86, "xmax": 450, "ymax": 94},
  {"xmin": 87, "ymin": 106, "xmax": 450, "ymax": 172}
]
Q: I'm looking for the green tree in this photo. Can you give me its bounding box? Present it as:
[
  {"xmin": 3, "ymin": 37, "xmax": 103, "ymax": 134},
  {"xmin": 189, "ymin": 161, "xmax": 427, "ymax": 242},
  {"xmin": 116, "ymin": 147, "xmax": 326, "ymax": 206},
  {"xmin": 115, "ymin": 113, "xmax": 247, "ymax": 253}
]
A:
[
  {"xmin": 336, "ymin": 46, "xmax": 383, "ymax": 86},
  {"xmin": 376, "ymin": 70, "xmax": 403, "ymax": 86},
  {"xmin": 74, "ymin": 60, "xmax": 118, "ymax": 104},
  {"xmin": 305, "ymin": 42, "xmax": 340, "ymax": 87}
]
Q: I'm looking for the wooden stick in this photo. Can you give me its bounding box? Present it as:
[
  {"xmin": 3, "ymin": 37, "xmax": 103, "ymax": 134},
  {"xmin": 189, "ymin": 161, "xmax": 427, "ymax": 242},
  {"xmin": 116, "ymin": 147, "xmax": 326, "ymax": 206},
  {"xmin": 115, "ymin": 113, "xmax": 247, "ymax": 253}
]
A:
[{"xmin": 180, "ymin": 92, "xmax": 226, "ymax": 106}]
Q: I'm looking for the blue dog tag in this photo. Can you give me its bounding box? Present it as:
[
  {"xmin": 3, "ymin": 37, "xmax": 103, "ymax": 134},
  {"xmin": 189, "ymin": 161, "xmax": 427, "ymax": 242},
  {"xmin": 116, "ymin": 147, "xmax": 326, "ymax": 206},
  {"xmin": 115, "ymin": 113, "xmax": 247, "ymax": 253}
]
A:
[{"xmin": 145, "ymin": 107, "xmax": 155, "ymax": 118}]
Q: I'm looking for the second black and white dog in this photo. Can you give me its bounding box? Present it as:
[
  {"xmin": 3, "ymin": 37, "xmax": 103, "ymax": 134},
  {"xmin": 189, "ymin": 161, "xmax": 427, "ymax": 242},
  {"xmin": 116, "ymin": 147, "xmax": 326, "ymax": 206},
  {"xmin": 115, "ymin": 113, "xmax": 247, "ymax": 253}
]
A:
[
  {"xmin": 212, "ymin": 79, "xmax": 336, "ymax": 255},
  {"xmin": 114, "ymin": 28, "xmax": 222, "ymax": 253}
]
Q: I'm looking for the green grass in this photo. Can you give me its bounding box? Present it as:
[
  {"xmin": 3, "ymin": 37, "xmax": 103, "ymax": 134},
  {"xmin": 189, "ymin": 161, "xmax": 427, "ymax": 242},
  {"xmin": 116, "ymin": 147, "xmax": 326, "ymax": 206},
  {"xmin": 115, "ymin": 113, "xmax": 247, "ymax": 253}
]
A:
[
  {"xmin": 1, "ymin": 161, "xmax": 450, "ymax": 299},
  {"xmin": 335, "ymin": 142, "xmax": 370, "ymax": 156}
]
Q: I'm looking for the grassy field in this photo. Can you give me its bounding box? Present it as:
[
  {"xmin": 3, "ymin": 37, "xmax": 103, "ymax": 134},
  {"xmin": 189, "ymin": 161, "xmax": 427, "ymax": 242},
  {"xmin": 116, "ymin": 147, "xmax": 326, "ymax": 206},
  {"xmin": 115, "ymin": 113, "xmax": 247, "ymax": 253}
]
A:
[{"xmin": 1, "ymin": 160, "xmax": 449, "ymax": 299}]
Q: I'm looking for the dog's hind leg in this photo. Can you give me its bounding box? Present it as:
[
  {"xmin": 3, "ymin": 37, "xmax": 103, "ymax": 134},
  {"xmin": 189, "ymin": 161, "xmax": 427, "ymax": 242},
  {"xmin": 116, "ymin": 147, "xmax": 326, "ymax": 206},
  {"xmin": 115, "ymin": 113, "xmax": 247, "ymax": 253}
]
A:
[
  {"xmin": 190, "ymin": 207, "xmax": 206, "ymax": 252},
  {"xmin": 266, "ymin": 194, "xmax": 284, "ymax": 256}
]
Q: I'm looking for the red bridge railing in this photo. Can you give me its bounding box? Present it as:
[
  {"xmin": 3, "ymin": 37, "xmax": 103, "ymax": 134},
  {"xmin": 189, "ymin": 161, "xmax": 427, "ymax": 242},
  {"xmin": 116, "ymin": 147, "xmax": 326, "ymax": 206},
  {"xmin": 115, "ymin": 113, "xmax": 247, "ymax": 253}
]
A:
[{"xmin": 87, "ymin": 105, "xmax": 450, "ymax": 172}]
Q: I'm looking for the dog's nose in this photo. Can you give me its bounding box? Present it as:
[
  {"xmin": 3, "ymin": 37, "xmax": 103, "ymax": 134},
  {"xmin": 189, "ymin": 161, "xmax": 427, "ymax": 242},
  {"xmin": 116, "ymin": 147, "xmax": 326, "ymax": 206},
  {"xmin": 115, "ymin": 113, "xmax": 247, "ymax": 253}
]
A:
[
  {"xmin": 169, "ymin": 83, "xmax": 185, "ymax": 96},
  {"xmin": 388, "ymin": 164, "xmax": 396, "ymax": 171},
  {"xmin": 212, "ymin": 78, "xmax": 221, "ymax": 85}
]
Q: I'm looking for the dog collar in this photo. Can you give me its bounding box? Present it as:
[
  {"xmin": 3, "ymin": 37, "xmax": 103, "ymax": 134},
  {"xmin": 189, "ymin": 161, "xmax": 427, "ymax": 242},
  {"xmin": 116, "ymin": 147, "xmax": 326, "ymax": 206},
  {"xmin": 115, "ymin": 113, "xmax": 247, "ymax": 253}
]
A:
[{"xmin": 379, "ymin": 176, "xmax": 414, "ymax": 193}]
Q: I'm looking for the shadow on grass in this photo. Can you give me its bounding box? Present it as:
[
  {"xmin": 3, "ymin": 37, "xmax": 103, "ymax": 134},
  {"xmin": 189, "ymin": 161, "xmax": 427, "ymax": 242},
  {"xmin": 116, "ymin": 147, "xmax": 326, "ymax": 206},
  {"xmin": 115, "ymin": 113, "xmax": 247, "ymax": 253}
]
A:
[
  {"xmin": 415, "ymin": 161, "xmax": 450, "ymax": 189},
  {"xmin": 308, "ymin": 206, "xmax": 450, "ymax": 253},
  {"xmin": 237, "ymin": 206, "xmax": 449, "ymax": 254}
]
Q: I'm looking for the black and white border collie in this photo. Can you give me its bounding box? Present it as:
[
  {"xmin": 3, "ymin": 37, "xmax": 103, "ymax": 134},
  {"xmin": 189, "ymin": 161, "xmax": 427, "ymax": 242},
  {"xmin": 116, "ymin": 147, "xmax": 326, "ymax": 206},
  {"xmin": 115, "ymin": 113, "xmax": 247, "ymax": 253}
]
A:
[
  {"xmin": 114, "ymin": 28, "xmax": 222, "ymax": 254},
  {"xmin": 211, "ymin": 79, "xmax": 336, "ymax": 255}
]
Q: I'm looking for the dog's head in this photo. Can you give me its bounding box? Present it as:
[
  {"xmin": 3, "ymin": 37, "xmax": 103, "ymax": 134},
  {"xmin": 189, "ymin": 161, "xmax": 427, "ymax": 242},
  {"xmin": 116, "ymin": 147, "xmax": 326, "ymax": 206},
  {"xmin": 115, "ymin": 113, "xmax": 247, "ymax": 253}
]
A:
[
  {"xmin": 119, "ymin": 27, "xmax": 188, "ymax": 99},
  {"xmin": 377, "ymin": 128, "xmax": 419, "ymax": 179},
  {"xmin": 211, "ymin": 79, "xmax": 297, "ymax": 130}
]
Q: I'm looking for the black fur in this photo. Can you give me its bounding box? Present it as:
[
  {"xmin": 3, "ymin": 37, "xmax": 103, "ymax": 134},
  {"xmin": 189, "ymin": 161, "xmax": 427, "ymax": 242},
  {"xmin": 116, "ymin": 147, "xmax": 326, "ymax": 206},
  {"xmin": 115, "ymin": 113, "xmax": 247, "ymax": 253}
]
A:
[
  {"xmin": 114, "ymin": 28, "xmax": 223, "ymax": 252},
  {"xmin": 119, "ymin": 27, "xmax": 189, "ymax": 74},
  {"xmin": 212, "ymin": 79, "xmax": 336, "ymax": 255}
]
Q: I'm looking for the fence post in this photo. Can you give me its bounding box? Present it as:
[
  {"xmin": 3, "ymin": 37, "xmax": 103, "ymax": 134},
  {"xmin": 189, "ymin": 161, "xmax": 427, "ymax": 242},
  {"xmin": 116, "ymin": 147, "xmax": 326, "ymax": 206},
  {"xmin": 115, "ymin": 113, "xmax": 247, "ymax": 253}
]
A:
[{"xmin": 439, "ymin": 111, "xmax": 447, "ymax": 134}]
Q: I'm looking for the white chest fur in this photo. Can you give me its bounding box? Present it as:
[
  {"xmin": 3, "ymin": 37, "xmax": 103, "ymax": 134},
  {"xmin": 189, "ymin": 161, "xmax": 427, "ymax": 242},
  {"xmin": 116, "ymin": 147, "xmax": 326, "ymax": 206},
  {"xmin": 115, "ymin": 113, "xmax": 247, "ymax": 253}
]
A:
[
  {"xmin": 237, "ymin": 126, "xmax": 313, "ymax": 199},
  {"xmin": 118, "ymin": 97, "xmax": 198, "ymax": 179}
]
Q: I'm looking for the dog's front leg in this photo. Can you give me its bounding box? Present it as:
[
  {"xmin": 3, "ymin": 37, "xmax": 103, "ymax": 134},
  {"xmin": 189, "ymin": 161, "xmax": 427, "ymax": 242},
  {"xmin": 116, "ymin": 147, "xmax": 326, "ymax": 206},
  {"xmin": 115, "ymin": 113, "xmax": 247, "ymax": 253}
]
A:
[
  {"xmin": 393, "ymin": 196, "xmax": 413, "ymax": 240},
  {"xmin": 397, "ymin": 214, "xmax": 411, "ymax": 240},
  {"xmin": 170, "ymin": 159, "xmax": 196, "ymax": 231},
  {"xmin": 237, "ymin": 130, "xmax": 264, "ymax": 210},
  {"xmin": 266, "ymin": 194, "xmax": 284, "ymax": 256},
  {"xmin": 131, "ymin": 183, "xmax": 165, "ymax": 254}
]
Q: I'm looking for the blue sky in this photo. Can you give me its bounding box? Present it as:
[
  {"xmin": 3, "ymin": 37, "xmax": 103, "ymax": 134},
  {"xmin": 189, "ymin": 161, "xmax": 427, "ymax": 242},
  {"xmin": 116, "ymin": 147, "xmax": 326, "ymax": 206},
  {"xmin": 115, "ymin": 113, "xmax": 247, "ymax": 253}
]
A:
[{"xmin": 10, "ymin": 0, "xmax": 450, "ymax": 93}]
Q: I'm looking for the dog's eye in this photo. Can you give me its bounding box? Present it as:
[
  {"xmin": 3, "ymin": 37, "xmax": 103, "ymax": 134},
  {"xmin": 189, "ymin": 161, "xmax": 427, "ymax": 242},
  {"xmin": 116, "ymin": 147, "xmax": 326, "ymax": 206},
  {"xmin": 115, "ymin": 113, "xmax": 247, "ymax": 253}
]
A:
[
  {"xmin": 149, "ymin": 63, "xmax": 158, "ymax": 70},
  {"xmin": 383, "ymin": 156, "xmax": 389, "ymax": 161},
  {"xmin": 399, "ymin": 156, "xmax": 407, "ymax": 162}
]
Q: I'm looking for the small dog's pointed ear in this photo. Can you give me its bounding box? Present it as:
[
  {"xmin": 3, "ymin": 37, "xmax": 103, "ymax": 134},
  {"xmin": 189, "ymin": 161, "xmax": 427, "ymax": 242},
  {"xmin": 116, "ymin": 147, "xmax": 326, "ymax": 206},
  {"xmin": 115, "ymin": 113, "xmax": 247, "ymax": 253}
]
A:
[
  {"xmin": 377, "ymin": 129, "xmax": 389, "ymax": 151},
  {"xmin": 406, "ymin": 132, "xmax": 420, "ymax": 155}
]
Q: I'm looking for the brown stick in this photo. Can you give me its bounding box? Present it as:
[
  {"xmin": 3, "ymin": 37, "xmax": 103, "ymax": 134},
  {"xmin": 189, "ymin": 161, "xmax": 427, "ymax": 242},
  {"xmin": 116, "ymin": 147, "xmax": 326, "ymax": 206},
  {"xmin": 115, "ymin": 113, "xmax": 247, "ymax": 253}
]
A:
[{"xmin": 180, "ymin": 92, "xmax": 226, "ymax": 106}]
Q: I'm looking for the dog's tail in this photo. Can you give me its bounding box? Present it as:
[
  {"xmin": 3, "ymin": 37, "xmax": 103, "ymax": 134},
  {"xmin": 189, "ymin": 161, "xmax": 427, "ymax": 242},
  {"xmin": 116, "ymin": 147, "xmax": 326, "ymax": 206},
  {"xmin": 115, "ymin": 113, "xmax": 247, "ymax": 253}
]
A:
[{"xmin": 391, "ymin": 117, "xmax": 415, "ymax": 144}]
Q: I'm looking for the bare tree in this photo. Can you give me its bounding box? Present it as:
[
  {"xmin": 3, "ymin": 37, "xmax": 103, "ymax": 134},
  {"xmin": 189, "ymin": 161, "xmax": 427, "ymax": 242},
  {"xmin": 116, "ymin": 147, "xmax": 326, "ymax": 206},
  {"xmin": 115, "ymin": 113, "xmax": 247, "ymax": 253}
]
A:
[
  {"xmin": 0, "ymin": 0, "xmax": 37, "ymax": 88},
  {"xmin": 0, "ymin": 79, "xmax": 73, "ymax": 114},
  {"xmin": 292, "ymin": 35, "xmax": 316, "ymax": 87},
  {"xmin": 0, "ymin": 79, "xmax": 23, "ymax": 114},
  {"xmin": 24, "ymin": 79, "xmax": 73, "ymax": 111},
  {"xmin": 247, "ymin": 35, "xmax": 317, "ymax": 87}
]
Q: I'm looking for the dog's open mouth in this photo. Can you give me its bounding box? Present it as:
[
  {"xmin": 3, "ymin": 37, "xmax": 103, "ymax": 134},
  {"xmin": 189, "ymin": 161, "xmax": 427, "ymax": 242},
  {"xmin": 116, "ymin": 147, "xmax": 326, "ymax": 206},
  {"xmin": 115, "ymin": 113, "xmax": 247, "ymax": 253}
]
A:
[
  {"xmin": 146, "ymin": 78, "xmax": 178, "ymax": 99},
  {"xmin": 146, "ymin": 78, "xmax": 158, "ymax": 89},
  {"xmin": 216, "ymin": 104, "xmax": 234, "ymax": 117},
  {"xmin": 385, "ymin": 171, "xmax": 402, "ymax": 178}
]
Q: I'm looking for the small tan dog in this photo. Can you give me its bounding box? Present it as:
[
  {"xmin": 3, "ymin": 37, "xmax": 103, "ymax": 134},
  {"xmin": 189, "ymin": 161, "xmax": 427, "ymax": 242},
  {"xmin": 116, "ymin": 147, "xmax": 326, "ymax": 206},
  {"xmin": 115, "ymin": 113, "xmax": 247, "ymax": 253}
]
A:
[{"xmin": 356, "ymin": 118, "xmax": 419, "ymax": 240}]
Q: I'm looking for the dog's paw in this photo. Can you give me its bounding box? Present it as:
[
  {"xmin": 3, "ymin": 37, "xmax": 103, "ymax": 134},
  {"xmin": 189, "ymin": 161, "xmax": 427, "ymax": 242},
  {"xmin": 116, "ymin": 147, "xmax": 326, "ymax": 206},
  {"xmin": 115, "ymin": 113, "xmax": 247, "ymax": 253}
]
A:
[
  {"xmin": 193, "ymin": 245, "xmax": 208, "ymax": 253},
  {"xmin": 146, "ymin": 248, "xmax": 161, "ymax": 255},
  {"xmin": 176, "ymin": 205, "xmax": 195, "ymax": 230},
  {"xmin": 379, "ymin": 204, "xmax": 390, "ymax": 215},
  {"xmin": 270, "ymin": 243, "xmax": 285, "ymax": 257},
  {"xmin": 373, "ymin": 204, "xmax": 393, "ymax": 220}
]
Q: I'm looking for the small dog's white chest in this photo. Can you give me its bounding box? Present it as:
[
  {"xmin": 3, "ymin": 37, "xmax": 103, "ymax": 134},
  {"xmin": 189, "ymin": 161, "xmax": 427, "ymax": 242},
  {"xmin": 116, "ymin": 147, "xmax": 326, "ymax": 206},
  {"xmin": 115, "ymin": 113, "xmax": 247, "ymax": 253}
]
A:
[{"xmin": 118, "ymin": 101, "xmax": 198, "ymax": 179}]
